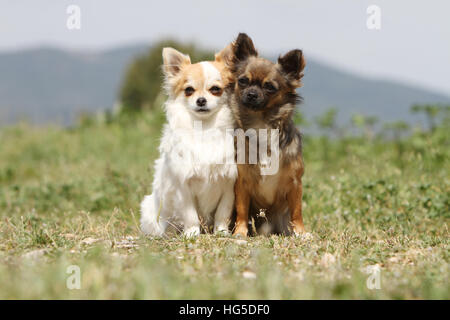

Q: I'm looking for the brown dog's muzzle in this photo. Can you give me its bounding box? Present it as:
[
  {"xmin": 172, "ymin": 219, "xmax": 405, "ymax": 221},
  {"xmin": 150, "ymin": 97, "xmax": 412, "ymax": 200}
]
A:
[{"xmin": 242, "ymin": 87, "xmax": 265, "ymax": 110}]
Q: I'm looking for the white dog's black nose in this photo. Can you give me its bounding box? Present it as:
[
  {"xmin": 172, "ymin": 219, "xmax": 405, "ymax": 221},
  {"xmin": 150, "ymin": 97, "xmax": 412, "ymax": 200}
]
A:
[{"xmin": 196, "ymin": 97, "xmax": 207, "ymax": 107}]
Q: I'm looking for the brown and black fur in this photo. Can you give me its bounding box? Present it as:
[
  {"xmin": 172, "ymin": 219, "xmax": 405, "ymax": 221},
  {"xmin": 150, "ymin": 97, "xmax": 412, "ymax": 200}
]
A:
[{"xmin": 225, "ymin": 33, "xmax": 306, "ymax": 236}]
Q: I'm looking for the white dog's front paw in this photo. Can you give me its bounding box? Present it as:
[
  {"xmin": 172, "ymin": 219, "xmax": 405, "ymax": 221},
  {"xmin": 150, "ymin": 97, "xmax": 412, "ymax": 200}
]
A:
[
  {"xmin": 141, "ymin": 221, "xmax": 165, "ymax": 237},
  {"xmin": 183, "ymin": 226, "xmax": 200, "ymax": 238},
  {"xmin": 214, "ymin": 225, "xmax": 230, "ymax": 236}
]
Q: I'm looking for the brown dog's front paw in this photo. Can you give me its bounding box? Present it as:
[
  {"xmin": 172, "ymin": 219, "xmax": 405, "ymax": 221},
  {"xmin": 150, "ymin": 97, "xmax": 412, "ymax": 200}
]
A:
[
  {"xmin": 292, "ymin": 224, "xmax": 306, "ymax": 236},
  {"xmin": 233, "ymin": 225, "xmax": 248, "ymax": 238}
]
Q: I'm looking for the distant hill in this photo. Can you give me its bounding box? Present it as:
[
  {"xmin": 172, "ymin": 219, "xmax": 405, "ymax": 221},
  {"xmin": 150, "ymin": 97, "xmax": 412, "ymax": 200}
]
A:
[
  {"xmin": 0, "ymin": 45, "xmax": 449, "ymax": 126},
  {"xmin": 0, "ymin": 45, "xmax": 150, "ymax": 125},
  {"xmin": 300, "ymin": 59, "xmax": 450, "ymax": 126}
]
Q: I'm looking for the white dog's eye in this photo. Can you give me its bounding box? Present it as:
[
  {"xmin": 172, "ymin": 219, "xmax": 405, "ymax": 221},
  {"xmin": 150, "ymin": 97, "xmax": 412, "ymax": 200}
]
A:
[
  {"xmin": 185, "ymin": 86, "xmax": 195, "ymax": 96},
  {"xmin": 209, "ymin": 86, "xmax": 222, "ymax": 96}
]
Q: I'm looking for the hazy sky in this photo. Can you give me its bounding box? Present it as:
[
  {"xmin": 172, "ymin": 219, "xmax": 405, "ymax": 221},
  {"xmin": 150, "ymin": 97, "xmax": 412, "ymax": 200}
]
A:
[{"xmin": 1, "ymin": 0, "xmax": 449, "ymax": 95}]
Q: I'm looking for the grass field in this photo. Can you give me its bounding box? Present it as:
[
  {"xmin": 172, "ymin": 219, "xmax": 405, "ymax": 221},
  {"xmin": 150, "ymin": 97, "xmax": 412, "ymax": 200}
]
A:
[{"xmin": 0, "ymin": 111, "xmax": 448, "ymax": 299}]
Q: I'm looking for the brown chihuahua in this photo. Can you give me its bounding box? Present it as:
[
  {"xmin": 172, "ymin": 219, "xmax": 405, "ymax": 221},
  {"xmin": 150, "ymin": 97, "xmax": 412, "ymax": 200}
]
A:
[{"xmin": 225, "ymin": 33, "xmax": 306, "ymax": 237}]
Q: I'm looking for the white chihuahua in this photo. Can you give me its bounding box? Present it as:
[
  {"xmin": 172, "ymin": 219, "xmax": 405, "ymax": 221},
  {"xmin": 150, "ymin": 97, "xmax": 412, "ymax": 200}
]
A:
[{"xmin": 140, "ymin": 46, "xmax": 237, "ymax": 237}]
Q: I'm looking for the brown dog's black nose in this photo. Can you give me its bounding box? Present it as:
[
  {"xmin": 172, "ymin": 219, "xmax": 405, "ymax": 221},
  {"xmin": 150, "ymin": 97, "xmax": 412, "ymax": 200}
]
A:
[
  {"xmin": 196, "ymin": 97, "xmax": 207, "ymax": 107},
  {"xmin": 246, "ymin": 91, "xmax": 258, "ymax": 101}
]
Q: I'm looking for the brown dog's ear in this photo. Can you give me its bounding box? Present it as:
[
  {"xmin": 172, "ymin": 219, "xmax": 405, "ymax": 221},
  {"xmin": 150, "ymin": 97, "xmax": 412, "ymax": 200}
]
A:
[
  {"xmin": 215, "ymin": 43, "xmax": 234, "ymax": 67},
  {"xmin": 278, "ymin": 49, "xmax": 306, "ymax": 85},
  {"xmin": 162, "ymin": 47, "xmax": 191, "ymax": 78},
  {"xmin": 233, "ymin": 33, "xmax": 258, "ymax": 62}
]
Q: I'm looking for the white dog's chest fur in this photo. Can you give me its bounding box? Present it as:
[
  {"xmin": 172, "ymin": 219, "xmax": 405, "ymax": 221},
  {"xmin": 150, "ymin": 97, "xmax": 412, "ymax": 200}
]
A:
[
  {"xmin": 162, "ymin": 113, "xmax": 237, "ymax": 216},
  {"xmin": 160, "ymin": 105, "xmax": 237, "ymax": 182}
]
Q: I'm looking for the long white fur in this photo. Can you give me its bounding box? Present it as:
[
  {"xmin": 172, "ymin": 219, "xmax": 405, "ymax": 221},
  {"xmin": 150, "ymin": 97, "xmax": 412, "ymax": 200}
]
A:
[{"xmin": 140, "ymin": 55, "xmax": 237, "ymax": 237}]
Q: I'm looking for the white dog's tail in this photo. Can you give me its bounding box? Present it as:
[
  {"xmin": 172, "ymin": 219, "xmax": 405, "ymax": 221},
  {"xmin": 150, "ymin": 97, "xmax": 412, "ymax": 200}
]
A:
[{"xmin": 140, "ymin": 194, "xmax": 165, "ymax": 236}]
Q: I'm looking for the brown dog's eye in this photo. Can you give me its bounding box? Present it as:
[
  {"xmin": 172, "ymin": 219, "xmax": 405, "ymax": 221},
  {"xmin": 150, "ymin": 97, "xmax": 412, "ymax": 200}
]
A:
[
  {"xmin": 184, "ymin": 86, "xmax": 195, "ymax": 96},
  {"xmin": 238, "ymin": 77, "xmax": 249, "ymax": 87},
  {"xmin": 209, "ymin": 86, "xmax": 222, "ymax": 95},
  {"xmin": 263, "ymin": 82, "xmax": 277, "ymax": 93}
]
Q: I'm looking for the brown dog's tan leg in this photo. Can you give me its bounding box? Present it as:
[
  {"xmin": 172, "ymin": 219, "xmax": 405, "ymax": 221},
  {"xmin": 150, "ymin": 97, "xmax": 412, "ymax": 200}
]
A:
[
  {"xmin": 233, "ymin": 176, "xmax": 250, "ymax": 237},
  {"xmin": 287, "ymin": 177, "xmax": 305, "ymax": 235}
]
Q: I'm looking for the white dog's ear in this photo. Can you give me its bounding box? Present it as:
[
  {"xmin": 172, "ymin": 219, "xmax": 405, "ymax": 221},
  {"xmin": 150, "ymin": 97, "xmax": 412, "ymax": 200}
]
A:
[
  {"xmin": 215, "ymin": 43, "xmax": 234, "ymax": 68},
  {"xmin": 162, "ymin": 47, "xmax": 191, "ymax": 78}
]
